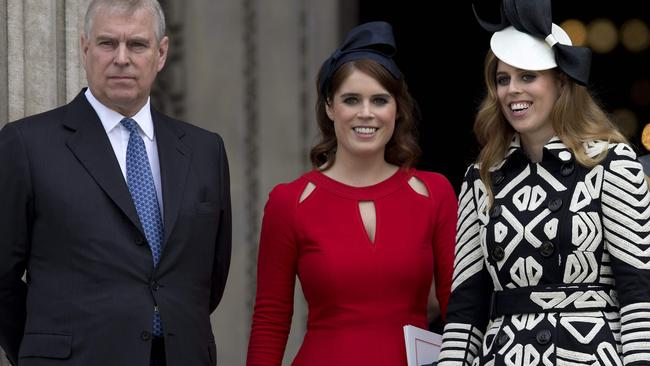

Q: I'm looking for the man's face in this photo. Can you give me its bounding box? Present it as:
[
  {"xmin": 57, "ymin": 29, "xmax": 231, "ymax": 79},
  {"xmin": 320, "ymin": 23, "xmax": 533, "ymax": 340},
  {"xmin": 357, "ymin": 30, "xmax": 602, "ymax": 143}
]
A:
[{"xmin": 81, "ymin": 6, "xmax": 168, "ymax": 116}]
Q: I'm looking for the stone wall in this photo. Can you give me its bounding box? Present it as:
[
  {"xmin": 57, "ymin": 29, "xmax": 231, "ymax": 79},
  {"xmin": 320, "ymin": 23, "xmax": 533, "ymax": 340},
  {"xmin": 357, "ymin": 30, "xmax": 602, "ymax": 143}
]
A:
[{"xmin": 179, "ymin": 1, "xmax": 339, "ymax": 363}]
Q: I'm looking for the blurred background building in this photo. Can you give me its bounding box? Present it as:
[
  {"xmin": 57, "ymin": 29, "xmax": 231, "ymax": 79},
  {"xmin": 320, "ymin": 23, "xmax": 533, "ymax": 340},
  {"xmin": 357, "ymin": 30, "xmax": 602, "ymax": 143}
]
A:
[{"xmin": 0, "ymin": 1, "xmax": 647, "ymax": 365}]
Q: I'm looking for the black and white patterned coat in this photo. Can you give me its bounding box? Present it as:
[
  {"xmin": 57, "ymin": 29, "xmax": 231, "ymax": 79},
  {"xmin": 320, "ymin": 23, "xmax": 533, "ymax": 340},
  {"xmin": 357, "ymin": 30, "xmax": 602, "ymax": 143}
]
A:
[{"xmin": 439, "ymin": 135, "xmax": 650, "ymax": 366}]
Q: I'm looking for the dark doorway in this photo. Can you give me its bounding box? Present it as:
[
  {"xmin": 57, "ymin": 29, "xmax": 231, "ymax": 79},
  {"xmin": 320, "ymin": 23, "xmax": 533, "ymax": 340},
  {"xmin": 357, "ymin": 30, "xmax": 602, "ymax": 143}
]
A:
[{"xmin": 359, "ymin": 0, "xmax": 650, "ymax": 193}]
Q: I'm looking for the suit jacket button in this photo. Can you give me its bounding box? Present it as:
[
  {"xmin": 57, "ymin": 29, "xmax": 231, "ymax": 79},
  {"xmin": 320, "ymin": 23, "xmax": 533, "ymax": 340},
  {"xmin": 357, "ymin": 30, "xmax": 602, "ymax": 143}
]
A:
[
  {"xmin": 547, "ymin": 198, "xmax": 563, "ymax": 212},
  {"xmin": 491, "ymin": 246, "xmax": 505, "ymax": 261},
  {"xmin": 540, "ymin": 241, "xmax": 555, "ymax": 257},
  {"xmin": 151, "ymin": 280, "xmax": 160, "ymax": 291},
  {"xmin": 135, "ymin": 235, "xmax": 146, "ymax": 246},
  {"xmin": 490, "ymin": 205, "xmax": 502, "ymax": 219},
  {"xmin": 141, "ymin": 331, "xmax": 151, "ymax": 341},
  {"xmin": 536, "ymin": 329, "xmax": 551, "ymax": 345}
]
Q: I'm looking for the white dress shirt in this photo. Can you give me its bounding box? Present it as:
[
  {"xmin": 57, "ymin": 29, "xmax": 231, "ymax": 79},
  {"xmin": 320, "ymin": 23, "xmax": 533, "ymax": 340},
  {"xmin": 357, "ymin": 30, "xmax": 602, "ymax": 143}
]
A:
[{"xmin": 84, "ymin": 89, "xmax": 164, "ymax": 217}]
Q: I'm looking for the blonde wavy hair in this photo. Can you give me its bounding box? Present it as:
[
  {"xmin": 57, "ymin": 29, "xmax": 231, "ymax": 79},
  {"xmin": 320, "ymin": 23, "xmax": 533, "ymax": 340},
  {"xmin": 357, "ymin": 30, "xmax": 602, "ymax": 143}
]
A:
[{"xmin": 474, "ymin": 51, "xmax": 627, "ymax": 206}]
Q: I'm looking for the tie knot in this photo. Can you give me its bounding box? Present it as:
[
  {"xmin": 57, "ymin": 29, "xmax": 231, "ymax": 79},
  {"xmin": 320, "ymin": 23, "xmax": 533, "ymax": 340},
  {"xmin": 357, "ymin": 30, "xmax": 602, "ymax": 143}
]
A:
[{"xmin": 121, "ymin": 118, "xmax": 139, "ymax": 134}]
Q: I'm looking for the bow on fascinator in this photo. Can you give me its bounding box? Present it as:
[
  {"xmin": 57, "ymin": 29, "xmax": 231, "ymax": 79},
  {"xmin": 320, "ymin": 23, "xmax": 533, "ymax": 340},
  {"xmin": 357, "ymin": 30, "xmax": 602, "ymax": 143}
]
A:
[
  {"xmin": 318, "ymin": 21, "xmax": 401, "ymax": 95},
  {"xmin": 474, "ymin": 0, "xmax": 592, "ymax": 85}
]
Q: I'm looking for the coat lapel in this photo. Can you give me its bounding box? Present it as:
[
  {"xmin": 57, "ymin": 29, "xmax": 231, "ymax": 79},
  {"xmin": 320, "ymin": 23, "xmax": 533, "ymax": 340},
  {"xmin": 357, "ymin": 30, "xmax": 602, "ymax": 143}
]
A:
[
  {"xmin": 63, "ymin": 91, "xmax": 144, "ymax": 234},
  {"xmin": 153, "ymin": 110, "xmax": 191, "ymax": 246}
]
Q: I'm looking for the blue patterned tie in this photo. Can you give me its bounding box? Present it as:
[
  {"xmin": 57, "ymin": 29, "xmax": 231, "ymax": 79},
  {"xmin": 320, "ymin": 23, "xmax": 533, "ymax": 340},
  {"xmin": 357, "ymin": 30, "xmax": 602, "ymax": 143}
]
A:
[{"xmin": 121, "ymin": 117, "xmax": 164, "ymax": 336}]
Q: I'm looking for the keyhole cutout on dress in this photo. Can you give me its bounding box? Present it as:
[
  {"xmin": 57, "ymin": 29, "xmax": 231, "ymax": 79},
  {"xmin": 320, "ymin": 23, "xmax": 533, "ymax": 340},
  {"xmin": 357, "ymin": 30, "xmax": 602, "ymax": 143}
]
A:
[
  {"xmin": 299, "ymin": 182, "xmax": 316, "ymax": 203},
  {"xmin": 408, "ymin": 176, "xmax": 429, "ymax": 197},
  {"xmin": 359, "ymin": 201, "xmax": 376, "ymax": 244}
]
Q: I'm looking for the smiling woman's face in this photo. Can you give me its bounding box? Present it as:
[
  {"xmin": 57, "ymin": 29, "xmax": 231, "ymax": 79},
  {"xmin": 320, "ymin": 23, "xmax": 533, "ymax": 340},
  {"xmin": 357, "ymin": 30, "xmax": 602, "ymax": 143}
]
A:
[
  {"xmin": 496, "ymin": 60, "xmax": 562, "ymax": 141},
  {"xmin": 326, "ymin": 69, "xmax": 397, "ymax": 162}
]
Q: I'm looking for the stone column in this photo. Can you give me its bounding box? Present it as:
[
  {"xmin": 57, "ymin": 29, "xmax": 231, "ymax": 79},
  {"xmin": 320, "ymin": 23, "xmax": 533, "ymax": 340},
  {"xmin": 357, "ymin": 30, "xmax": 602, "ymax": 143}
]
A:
[
  {"xmin": 3, "ymin": 0, "xmax": 87, "ymax": 126},
  {"xmin": 0, "ymin": 0, "xmax": 7, "ymax": 127},
  {"xmin": 181, "ymin": 0, "xmax": 340, "ymax": 364}
]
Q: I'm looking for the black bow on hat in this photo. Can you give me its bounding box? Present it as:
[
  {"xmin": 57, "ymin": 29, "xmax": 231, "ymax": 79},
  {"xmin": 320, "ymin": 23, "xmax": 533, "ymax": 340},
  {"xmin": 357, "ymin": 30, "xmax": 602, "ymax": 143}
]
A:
[
  {"xmin": 318, "ymin": 21, "xmax": 401, "ymax": 96},
  {"xmin": 474, "ymin": 0, "xmax": 592, "ymax": 85}
]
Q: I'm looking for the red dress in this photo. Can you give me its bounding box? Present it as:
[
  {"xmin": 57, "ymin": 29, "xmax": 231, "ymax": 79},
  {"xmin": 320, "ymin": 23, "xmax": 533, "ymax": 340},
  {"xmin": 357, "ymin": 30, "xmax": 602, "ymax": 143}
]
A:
[{"xmin": 247, "ymin": 169, "xmax": 456, "ymax": 366}]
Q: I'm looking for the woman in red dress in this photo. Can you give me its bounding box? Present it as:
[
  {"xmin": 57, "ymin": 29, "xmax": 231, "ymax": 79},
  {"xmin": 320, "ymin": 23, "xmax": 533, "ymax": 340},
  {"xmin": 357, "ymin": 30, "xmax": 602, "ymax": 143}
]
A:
[{"xmin": 246, "ymin": 21, "xmax": 456, "ymax": 366}]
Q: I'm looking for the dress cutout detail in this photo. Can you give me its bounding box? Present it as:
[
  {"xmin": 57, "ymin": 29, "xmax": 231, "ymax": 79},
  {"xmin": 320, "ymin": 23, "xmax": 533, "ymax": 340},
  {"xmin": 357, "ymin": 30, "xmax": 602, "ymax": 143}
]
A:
[{"xmin": 358, "ymin": 200, "xmax": 376, "ymax": 244}]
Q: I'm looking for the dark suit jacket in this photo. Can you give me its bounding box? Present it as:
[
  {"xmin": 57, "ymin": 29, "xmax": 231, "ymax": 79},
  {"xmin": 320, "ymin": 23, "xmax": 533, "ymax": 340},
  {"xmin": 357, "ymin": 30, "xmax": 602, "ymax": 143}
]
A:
[{"xmin": 0, "ymin": 90, "xmax": 231, "ymax": 365}]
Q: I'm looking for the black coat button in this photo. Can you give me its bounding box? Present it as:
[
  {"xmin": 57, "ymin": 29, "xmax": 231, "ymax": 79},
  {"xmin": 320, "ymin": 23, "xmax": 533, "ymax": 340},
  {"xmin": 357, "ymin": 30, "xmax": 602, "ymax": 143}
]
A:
[
  {"xmin": 151, "ymin": 280, "xmax": 160, "ymax": 291},
  {"xmin": 560, "ymin": 162, "xmax": 575, "ymax": 176},
  {"xmin": 493, "ymin": 171, "xmax": 505, "ymax": 185},
  {"xmin": 141, "ymin": 331, "xmax": 151, "ymax": 341},
  {"xmin": 536, "ymin": 329, "xmax": 551, "ymax": 345},
  {"xmin": 491, "ymin": 246, "xmax": 505, "ymax": 261},
  {"xmin": 540, "ymin": 241, "xmax": 555, "ymax": 257},
  {"xmin": 490, "ymin": 205, "xmax": 502, "ymax": 219},
  {"xmin": 496, "ymin": 333, "xmax": 509, "ymax": 347},
  {"xmin": 547, "ymin": 198, "xmax": 563, "ymax": 212}
]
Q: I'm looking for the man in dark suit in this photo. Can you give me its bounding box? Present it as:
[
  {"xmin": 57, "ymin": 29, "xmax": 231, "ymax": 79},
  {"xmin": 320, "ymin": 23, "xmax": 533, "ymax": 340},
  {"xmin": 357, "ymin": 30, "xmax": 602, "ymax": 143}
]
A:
[{"xmin": 0, "ymin": 0, "xmax": 231, "ymax": 365}]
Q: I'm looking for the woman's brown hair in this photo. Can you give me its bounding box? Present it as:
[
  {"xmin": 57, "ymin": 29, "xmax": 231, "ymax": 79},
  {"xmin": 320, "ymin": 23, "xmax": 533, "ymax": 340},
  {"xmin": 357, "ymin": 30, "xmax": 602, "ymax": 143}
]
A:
[{"xmin": 310, "ymin": 59, "xmax": 420, "ymax": 170}]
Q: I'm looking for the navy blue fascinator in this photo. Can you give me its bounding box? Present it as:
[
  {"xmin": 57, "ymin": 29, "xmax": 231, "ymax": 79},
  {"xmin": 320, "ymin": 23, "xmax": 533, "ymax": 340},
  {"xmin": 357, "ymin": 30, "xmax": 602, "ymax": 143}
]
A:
[
  {"xmin": 318, "ymin": 21, "xmax": 401, "ymax": 96},
  {"xmin": 474, "ymin": 0, "xmax": 592, "ymax": 85}
]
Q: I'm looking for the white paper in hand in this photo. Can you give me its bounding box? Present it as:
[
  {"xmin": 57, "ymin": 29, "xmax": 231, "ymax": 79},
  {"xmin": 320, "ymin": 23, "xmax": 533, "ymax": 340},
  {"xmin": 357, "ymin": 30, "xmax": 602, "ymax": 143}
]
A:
[{"xmin": 403, "ymin": 325, "xmax": 442, "ymax": 366}]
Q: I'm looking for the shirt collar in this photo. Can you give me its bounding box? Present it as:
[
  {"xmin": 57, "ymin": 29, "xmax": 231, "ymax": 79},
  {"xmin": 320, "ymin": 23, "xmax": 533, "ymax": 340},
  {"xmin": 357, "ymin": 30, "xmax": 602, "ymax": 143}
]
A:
[
  {"xmin": 84, "ymin": 88, "xmax": 155, "ymax": 141},
  {"xmin": 496, "ymin": 133, "xmax": 574, "ymax": 170}
]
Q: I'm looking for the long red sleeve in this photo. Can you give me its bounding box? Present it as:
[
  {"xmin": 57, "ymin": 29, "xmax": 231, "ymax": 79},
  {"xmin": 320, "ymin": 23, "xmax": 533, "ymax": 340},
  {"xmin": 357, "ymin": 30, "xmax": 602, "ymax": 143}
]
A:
[
  {"xmin": 419, "ymin": 171, "xmax": 457, "ymax": 320},
  {"xmin": 247, "ymin": 183, "xmax": 299, "ymax": 365}
]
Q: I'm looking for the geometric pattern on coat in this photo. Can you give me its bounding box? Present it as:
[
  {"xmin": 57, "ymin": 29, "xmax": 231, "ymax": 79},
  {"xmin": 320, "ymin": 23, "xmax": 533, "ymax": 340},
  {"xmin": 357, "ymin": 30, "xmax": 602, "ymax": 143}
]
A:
[{"xmin": 438, "ymin": 136, "xmax": 650, "ymax": 366}]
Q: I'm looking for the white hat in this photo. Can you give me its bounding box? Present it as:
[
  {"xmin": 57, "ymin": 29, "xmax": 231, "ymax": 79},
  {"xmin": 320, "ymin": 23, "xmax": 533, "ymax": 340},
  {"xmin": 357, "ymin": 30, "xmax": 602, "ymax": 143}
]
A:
[
  {"xmin": 490, "ymin": 24, "xmax": 572, "ymax": 70},
  {"xmin": 474, "ymin": 0, "xmax": 592, "ymax": 85}
]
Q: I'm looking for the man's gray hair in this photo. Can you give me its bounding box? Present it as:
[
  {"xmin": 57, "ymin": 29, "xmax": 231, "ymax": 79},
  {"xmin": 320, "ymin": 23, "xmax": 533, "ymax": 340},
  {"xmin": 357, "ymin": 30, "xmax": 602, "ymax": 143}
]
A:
[{"xmin": 84, "ymin": 0, "xmax": 166, "ymax": 42}]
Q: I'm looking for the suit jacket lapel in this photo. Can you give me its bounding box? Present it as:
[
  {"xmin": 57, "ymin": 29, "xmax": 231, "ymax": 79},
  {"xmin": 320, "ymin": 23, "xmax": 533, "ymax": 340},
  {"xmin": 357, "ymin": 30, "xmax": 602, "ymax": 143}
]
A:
[
  {"xmin": 63, "ymin": 91, "xmax": 145, "ymax": 234},
  {"xmin": 153, "ymin": 110, "xmax": 191, "ymax": 246}
]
